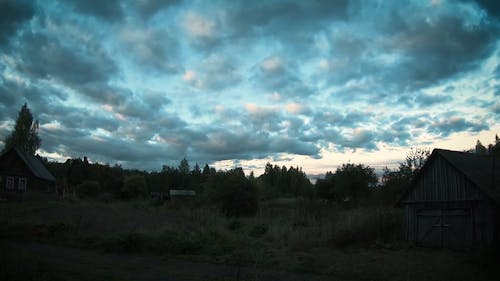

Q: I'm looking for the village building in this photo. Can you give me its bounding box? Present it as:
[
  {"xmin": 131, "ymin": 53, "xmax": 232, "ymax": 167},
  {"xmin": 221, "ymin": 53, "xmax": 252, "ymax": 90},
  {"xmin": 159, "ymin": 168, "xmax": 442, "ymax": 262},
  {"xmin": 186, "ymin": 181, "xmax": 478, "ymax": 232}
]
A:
[
  {"xmin": 397, "ymin": 149, "xmax": 499, "ymax": 249},
  {"xmin": 0, "ymin": 147, "xmax": 56, "ymax": 197}
]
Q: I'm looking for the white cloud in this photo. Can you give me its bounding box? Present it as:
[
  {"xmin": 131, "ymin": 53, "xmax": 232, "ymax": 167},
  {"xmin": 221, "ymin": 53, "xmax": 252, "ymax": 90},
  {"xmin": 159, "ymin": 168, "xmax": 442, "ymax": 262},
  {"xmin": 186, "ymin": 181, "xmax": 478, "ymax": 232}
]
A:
[
  {"xmin": 182, "ymin": 70, "xmax": 196, "ymax": 82},
  {"xmin": 183, "ymin": 11, "xmax": 217, "ymax": 40},
  {"xmin": 285, "ymin": 103, "xmax": 305, "ymax": 114},
  {"xmin": 260, "ymin": 56, "xmax": 283, "ymax": 73}
]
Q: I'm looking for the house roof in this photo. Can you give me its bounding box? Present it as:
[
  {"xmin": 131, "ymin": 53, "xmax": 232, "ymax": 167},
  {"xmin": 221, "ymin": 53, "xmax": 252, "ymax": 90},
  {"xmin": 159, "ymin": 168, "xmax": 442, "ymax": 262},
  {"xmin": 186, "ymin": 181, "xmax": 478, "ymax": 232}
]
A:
[
  {"xmin": 3, "ymin": 147, "xmax": 56, "ymax": 182},
  {"xmin": 397, "ymin": 149, "xmax": 500, "ymax": 205}
]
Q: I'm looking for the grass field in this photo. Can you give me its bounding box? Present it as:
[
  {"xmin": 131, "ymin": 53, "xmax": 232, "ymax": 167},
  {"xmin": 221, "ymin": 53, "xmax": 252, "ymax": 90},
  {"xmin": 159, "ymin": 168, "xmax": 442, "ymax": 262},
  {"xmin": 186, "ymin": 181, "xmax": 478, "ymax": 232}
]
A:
[{"xmin": 1, "ymin": 199, "xmax": 499, "ymax": 280}]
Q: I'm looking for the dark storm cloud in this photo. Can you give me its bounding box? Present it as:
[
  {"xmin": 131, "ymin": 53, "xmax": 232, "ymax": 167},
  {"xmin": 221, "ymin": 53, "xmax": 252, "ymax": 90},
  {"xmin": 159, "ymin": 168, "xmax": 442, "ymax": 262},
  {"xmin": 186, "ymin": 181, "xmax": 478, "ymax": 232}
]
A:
[
  {"xmin": 13, "ymin": 32, "xmax": 118, "ymax": 87},
  {"xmin": 77, "ymin": 83, "xmax": 129, "ymax": 106},
  {"xmin": 387, "ymin": 16, "xmax": 496, "ymax": 90},
  {"xmin": 430, "ymin": 116, "xmax": 489, "ymax": 137},
  {"xmin": 43, "ymin": 131, "xmax": 184, "ymax": 170},
  {"xmin": 0, "ymin": 79, "xmax": 20, "ymax": 109},
  {"xmin": 1, "ymin": 0, "xmax": 496, "ymax": 170},
  {"xmin": 186, "ymin": 54, "xmax": 242, "ymax": 91},
  {"xmin": 253, "ymin": 56, "xmax": 314, "ymax": 99},
  {"xmin": 0, "ymin": 0, "xmax": 35, "ymax": 45},
  {"xmin": 192, "ymin": 127, "xmax": 320, "ymax": 161},
  {"xmin": 492, "ymin": 103, "xmax": 500, "ymax": 115},
  {"xmin": 40, "ymin": 104, "xmax": 120, "ymax": 133},
  {"xmin": 474, "ymin": 0, "xmax": 500, "ymax": 19},
  {"xmin": 312, "ymin": 110, "xmax": 373, "ymax": 129},
  {"xmin": 414, "ymin": 93, "xmax": 453, "ymax": 107},
  {"xmin": 184, "ymin": 0, "xmax": 350, "ymax": 53},
  {"xmin": 223, "ymin": 0, "xmax": 350, "ymax": 46},
  {"xmin": 142, "ymin": 90, "xmax": 172, "ymax": 111},
  {"xmin": 130, "ymin": 0, "xmax": 182, "ymax": 19},
  {"xmin": 377, "ymin": 115, "xmax": 427, "ymax": 146},
  {"xmin": 0, "ymin": 78, "xmax": 68, "ymax": 122},
  {"xmin": 64, "ymin": 0, "xmax": 124, "ymax": 21},
  {"xmin": 321, "ymin": 0, "xmax": 499, "ymax": 101},
  {"xmin": 120, "ymin": 27, "xmax": 182, "ymax": 73}
]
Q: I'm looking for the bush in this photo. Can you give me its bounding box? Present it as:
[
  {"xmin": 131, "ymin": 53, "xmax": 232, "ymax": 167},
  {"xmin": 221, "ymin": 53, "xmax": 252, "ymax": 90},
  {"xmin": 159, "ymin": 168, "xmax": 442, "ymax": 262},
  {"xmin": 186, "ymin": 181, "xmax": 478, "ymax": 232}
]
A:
[
  {"xmin": 331, "ymin": 208, "xmax": 402, "ymax": 248},
  {"xmin": 226, "ymin": 220, "xmax": 244, "ymax": 231},
  {"xmin": 76, "ymin": 180, "xmax": 100, "ymax": 198},
  {"xmin": 248, "ymin": 224, "xmax": 268, "ymax": 238},
  {"xmin": 0, "ymin": 249, "xmax": 56, "ymax": 281},
  {"xmin": 121, "ymin": 175, "xmax": 148, "ymax": 199},
  {"xmin": 221, "ymin": 188, "xmax": 258, "ymax": 217},
  {"xmin": 204, "ymin": 168, "xmax": 259, "ymax": 217},
  {"xmin": 99, "ymin": 232, "xmax": 148, "ymax": 253},
  {"xmin": 156, "ymin": 231, "xmax": 205, "ymax": 255}
]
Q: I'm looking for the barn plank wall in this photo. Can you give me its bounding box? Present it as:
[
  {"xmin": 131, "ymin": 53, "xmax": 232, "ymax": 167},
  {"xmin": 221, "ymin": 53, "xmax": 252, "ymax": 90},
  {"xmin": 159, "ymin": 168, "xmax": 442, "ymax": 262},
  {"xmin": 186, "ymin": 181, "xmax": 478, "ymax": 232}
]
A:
[
  {"xmin": 402, "ymin": 154, "xmax": 497, "ymax": 248},
  {"xmin": 404, "ymin": 155, "xmax": 483, "ymax": 203}
]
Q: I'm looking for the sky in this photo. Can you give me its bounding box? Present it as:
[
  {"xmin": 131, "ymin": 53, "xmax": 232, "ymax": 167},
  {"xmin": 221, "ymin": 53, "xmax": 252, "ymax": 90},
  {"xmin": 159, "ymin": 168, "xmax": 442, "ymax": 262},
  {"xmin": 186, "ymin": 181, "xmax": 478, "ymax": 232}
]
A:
[{"xmin": 0, "ymin": 0, "xmax": 499, "ymax": 176}]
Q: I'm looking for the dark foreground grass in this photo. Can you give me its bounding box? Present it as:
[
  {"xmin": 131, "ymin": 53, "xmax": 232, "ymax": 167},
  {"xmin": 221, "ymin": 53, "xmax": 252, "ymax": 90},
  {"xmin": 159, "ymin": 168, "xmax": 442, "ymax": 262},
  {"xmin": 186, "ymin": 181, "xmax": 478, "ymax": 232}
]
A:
[{"xmin": 1, "ymin": 199, "xmax": 499, "ymax": 280}]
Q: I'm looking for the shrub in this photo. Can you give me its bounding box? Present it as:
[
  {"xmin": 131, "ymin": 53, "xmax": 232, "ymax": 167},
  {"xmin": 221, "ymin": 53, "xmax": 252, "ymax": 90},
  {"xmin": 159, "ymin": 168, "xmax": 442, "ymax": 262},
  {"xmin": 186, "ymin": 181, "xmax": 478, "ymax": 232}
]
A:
[
  {"xmin": 121, "ymin": 175, "xmax": 148, "ymax": 199},
  {"xmin": 99, "ymin": 232, "xmax": 148, "ymax": 253},
  {"xmin": 156, "ymin": 231, "xmax": 205, "ymax": 255},
  {"xmin": 0, "ymin": 249, "xmax": 56, "ymax": 281},
  {"xmin": 204, "ymin": 168, "xmax": 259, "ymax": 217},
  {"xmin": 226, "ymin": 220, "xmax": 244, "ymax": 231},
  {"xmin": 331, "ymin": 208, "xmax": 402, "ymax": 247},
  {"xmin": 221, "ymin": 188, "xmax": 258, "ymax": 217},
  {"xmin": 248, "ymin": 224, "xmax": 268, "ymax": 238},
  {"xmin": 76, "ymin": 180, "xmax": 100, "ymax": 198}
]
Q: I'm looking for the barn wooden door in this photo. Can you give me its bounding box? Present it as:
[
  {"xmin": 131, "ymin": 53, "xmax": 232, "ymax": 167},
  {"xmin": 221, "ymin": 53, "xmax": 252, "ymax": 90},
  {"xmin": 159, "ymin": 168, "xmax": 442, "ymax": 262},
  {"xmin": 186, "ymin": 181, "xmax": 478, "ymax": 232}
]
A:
[{"xmin": 416, "ymin": 208, "xmax": 473, "ymax": 249}]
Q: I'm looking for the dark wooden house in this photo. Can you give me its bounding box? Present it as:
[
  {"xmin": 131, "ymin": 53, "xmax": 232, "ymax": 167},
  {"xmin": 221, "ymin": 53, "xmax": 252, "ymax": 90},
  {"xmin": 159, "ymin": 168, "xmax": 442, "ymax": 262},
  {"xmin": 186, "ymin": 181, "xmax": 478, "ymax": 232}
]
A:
[
  {"xmin": 0, "ymin": 147, "xmax": 56, "ymax": 195},
  {"xmin": 397, "ymin": 149, "xmax": 499, "ymax": 249}
]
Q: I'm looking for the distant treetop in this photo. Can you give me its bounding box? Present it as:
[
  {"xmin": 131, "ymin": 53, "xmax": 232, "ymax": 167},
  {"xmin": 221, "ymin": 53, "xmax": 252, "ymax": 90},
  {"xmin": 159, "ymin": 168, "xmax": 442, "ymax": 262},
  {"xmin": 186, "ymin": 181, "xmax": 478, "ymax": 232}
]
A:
[{"xmin": 3, "ymin": 103, "xmax": 41, "ymax": 155}]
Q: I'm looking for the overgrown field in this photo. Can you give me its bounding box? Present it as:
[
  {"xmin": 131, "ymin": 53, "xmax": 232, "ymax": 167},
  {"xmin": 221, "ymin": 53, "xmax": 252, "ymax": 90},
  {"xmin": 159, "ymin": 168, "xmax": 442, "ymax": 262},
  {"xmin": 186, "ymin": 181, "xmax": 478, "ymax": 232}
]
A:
[{"xmin": 1, "ymin": 199, "xmax": 498, "ymax": 280}]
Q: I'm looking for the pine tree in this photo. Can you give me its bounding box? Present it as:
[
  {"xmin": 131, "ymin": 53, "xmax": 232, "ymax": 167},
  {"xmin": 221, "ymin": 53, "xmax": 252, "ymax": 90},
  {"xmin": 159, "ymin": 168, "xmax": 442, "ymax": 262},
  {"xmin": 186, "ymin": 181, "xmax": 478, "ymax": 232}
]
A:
[
  {"xmin": 475, "ymin": 140, "xmax": 487, "ymax": 154},
  {"xmin": 3, "ymin": 103, "xmax": 41, "ymax": 155}
]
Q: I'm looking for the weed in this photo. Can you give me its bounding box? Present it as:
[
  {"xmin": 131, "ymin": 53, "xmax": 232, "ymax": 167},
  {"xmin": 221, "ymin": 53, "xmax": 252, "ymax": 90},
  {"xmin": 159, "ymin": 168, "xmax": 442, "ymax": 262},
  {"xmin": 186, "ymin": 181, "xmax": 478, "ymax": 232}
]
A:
[
  {"xmin": 226, "ymin": 220, "xmax": 244, "ymax": 231},
  {"xmin": 248, "ymin": 224, "xmax": 268, "ymax": 238}
]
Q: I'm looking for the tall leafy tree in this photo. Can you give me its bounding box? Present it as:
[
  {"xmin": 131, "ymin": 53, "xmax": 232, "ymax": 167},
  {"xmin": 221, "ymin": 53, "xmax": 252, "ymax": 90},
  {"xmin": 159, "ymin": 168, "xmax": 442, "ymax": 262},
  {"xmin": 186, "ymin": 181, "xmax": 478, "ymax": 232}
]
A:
[
  {"xmin": 489, "ymin": 135, "xmax": 500, "ymax": 157},
  {"xmin": 475, "ymin": 140, "xmax": 488, "ymax": 154},
  {"xmin": 178, "ymin": 158, "xmax": 190, "ymax": 188},
  {"xmin": 378, "ymin": 148, "xmax": 431, "ymax": 205},
  {"xmin": 3, "ymin": 103, "xmax": 41, "ymax": 155},
  {"xmin": 332, "ymin": 163, "xmax": 377, "ymax": 205}
]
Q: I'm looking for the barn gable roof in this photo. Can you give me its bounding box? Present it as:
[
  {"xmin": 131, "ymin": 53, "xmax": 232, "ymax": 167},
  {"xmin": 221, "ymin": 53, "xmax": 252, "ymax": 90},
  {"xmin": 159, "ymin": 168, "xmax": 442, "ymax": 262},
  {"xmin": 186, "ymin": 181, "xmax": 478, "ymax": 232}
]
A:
[
  {"xmin": 397, "ymin": 149, "xmax": 500, "ymax": 206},
  {"xmin": 1, "ymin": 147, "xmax": 56, "ymax": 182}
]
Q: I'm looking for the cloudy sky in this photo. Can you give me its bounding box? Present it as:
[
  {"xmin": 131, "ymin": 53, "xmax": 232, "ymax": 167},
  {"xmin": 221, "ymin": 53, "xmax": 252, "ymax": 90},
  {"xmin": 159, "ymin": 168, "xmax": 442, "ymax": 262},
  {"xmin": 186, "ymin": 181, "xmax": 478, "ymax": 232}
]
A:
[{"xmin": 0, "ymin": 0, "xmax": 499, "ymax": 176}]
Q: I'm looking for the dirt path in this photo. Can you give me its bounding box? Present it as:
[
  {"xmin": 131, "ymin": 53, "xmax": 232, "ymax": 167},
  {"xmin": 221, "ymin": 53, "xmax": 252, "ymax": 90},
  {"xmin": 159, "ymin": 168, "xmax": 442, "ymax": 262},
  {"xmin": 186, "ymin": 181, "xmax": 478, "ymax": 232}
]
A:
[{"xmin": 1, "ymin": 240, "xmax": 331, "ymax": 281}]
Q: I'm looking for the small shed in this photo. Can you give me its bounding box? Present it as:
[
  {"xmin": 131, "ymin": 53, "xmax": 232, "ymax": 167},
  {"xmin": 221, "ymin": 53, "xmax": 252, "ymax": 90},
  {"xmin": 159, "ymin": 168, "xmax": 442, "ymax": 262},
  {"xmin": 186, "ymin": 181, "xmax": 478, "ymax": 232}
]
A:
[
  {"xmin": 169, "ymin": 189, "xmax": 196, "ymax": 200},
  {"xmin": 397, "ymin": 149, "xmax": 499, "ymax": 249},
  {"xmin": 0, "ymin": 147, "xmax": 56, "ymax": 194}
]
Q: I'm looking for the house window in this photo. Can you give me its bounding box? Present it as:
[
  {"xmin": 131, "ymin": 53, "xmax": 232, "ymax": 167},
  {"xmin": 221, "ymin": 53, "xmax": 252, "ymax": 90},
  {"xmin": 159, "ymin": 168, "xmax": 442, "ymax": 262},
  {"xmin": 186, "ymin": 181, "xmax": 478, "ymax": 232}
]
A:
[
  {"xmin": 18, "ymin": 178, "xmax": 27, "ymax": 190},
  {"xmin": 6, "ymin": 177, "xmax": 14, "ymax": 189}
]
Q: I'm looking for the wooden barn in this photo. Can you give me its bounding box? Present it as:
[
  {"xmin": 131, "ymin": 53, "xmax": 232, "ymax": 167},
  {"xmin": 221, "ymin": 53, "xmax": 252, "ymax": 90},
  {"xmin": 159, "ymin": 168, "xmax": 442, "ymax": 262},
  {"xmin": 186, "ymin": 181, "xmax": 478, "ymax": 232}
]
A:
[
  {"xmin": 397, "ymin": 149, "xmax": 499, "ymax": 249},
  {"xmin": 0, "ymin": 147, "xmax": 56, "ymax": 195}
]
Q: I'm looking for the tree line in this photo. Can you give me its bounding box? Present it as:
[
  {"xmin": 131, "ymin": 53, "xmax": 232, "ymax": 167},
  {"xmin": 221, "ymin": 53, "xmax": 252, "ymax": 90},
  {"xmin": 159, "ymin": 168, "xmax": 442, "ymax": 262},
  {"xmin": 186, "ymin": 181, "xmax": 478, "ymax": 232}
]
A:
[{"xmin": 3, "ymin": 103, "xmax": 500, "ymax": 215}]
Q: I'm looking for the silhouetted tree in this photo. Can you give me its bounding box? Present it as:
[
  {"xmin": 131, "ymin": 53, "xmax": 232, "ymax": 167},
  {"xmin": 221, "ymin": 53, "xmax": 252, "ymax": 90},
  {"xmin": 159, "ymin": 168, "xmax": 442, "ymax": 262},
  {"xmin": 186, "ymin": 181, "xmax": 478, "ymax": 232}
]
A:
[
  {"xmin": 204, "ymin": 168, "xmax": 258, "ymax": 217},
  {"xmin": 178, "ymin": 158, "xmax": 190, "ymax": 174},
  {"xmin": 377, "ymin": 148, "xmax": 431, "ymax": 205},
  {"xmin": 333, "ymin": 163, "xmax": 377, "ymax": 206},
  {"xmin": 399, "ymin": 147, "xmax": 430, "ymax": 178},
  {"xmin": 488, "ymin": 135, "xmax": 500, "ymax": 157},
  {"xmin": 76, "ymin": 180, "xmax": 100, "ymax": 198},
  {"xmin": 122, "ymin": 174, "xmax": 148, "ymax": 199},
  {"xmin": 475, "ymin": 140, "xmax": 488, "ymax": 154},
  {"xmin": 178, "ymin": 158, "xmax": 190, "ymax": 188},
  {"xmin": 259, "ymin": 163, "xmax": 312, "ymax": 198},
  {"xmin": 3, "ymin": 103, "xmax": 41, "ymax": 155},
  {"xmin": 315, "ymin": 171, "xmax": 335, "ymax": 200}
]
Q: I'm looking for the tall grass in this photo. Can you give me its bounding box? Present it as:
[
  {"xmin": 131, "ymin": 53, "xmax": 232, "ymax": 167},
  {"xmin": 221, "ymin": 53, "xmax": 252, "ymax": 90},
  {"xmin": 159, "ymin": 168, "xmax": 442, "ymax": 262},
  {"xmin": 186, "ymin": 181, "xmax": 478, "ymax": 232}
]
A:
[
  {"xmin": 0, "ymin": 245, "xmax": 57, "ymax": 281},
  {"xmin": 1, "ymin": 198, "xmax": 403, "ymax": 273}
]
